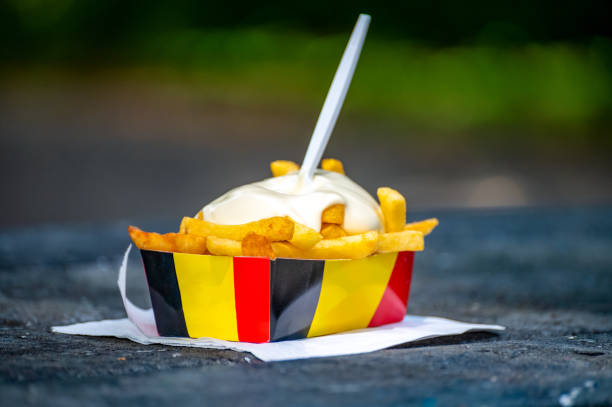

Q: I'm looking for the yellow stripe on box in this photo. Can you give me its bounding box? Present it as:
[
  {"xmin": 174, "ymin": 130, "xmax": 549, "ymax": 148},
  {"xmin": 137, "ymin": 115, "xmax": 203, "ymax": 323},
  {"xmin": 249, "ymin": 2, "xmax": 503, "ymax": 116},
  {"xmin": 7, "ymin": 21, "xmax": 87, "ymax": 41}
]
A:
[
  {"xmin": 173, "ymin": 254, "xmax": 239, "ymax": 341},
  {"xmin": 307, "ymin": 252, "xmax": 398, "ymax": 338}
]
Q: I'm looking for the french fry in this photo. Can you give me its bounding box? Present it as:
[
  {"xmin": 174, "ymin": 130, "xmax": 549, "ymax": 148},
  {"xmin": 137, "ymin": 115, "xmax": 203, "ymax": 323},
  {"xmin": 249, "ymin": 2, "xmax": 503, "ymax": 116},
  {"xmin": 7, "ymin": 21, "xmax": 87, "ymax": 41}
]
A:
[
  {"xmin": 273, "ymin": 231, "xmax": 378, "ymax": 259},
  {"xmin": 270, "ymin": 160, "xmax": 299, "ymax": 177},
  {"xmin": 404, "ymin": 218, "xmax": 439, "ymax": 236},
  {"xmin": 320, "ymin": 223, "xmax": 348, "ymax": 239},
  {"xmin": 206, "ymin": 236, "xmax": 242, "ymax": 257},
  {"xmin": 289, "ymin": 223, "xmax": 323, "ymax": 250},
  {"xmin": 377, "ymin": 187, "xmax": 406, "ymax": 233},
  {"xmin": 377, "ymin": 230, "xmax": 424, "ymax": 253},
  {"xmin": 128, "ymin": 226, "xmax": 176, "ymax": 252},
  {"xmin": 270, "ymin": 242, "xmax": 305, "ymax": 259},
  {"xmin": 180, "ymin": 216, "xmax": 294, "ymax": 242},
  {"xmin": 307, "ymin": 231, "xmax": 378, "ymax": 259},
  {"xmin": 180, "ymin": 210, "xmax": 204, "ymax": 232},
  {"xmin": 174, "ymin": 233, "xmax": 208, "ymax": 254},
  {"xmin": 241, "ymin": 232, "xmax": 275, "ymax": 258},
  {"xmin": 130, "ymin": 226, "xmax": 208, "ymax": 254},
  {"xmin": 321, "ymin": 158, "xmax": 345, "ymax": 174},
  {"xmin": 321, "ymin": 204, "xmax": 345, "ymax": 225}
]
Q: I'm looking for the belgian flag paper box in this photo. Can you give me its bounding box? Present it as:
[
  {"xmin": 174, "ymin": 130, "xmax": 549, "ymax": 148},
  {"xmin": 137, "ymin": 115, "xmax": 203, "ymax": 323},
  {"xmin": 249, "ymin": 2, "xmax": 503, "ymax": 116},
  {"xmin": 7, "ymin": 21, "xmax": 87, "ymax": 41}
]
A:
[{"xmin": 139, "ymin": 249, "xmax": 414, "ymax": 343}]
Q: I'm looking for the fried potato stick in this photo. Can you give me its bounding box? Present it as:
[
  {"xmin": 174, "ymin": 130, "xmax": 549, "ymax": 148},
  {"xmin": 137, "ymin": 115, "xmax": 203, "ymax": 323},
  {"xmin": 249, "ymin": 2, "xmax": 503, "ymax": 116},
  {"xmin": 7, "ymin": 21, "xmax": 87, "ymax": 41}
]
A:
[
  {"xmin": 270, "ymin": 242, "xmax": 304, "ymax": 259},
  {"xmin": 306, "ymin": 231, "xmax": 378, "ymax": 259},
  {"xmin": 180, "ymin": 211, "xmax": 204, "ymax": 233},
  {"xmin": 181, "ymin": 216, "xmax": 294, "ymax": 242},
  {"xmin": 241, "ymin": 232, "xmax": 275, "ymax": 258},
  {"xmin": 174, "ymin": 233, "xmax": 208, "ymax": 254},
  {"xmin": 377, "ymin": 187, "xmax": 406, "ymax": 233},
  {"xmin": 270, "ymin": 160, "xmax": 299, "ymax": 177},
  {"xmin": 321, "ymin": 158, "xmax": 345, "ymax": 174},
  {"xmin": 206, "ymin": 236, "xmax": 242, "ymax": 257},
  {"xmin": 320, "ymin": 223, "xmax": 348, "ymax": 239},
  {"xmin": 272, "ymin": 231, "xmax": 378, "ymax": 260},
  {"xmin": 377, "ymin": 230, "xmax": 424, "ymax": 253},
  {"xmin": 404, "ymin": 218, "xmax": 439, "ymax": 236},
  {"xmin": 129, "ymin": 226, "xmax": 208, "ymax": 254},
  {"xmin": 289, "ymin": 222, "xmax": 323, "ymax": 250},
  {"xmin": 129, "ymin": 226, "xmax": 176, "ymax": 252},
  {"xmin": 321, "ymin": 204, "xmax": 345, "ymax": 225}
]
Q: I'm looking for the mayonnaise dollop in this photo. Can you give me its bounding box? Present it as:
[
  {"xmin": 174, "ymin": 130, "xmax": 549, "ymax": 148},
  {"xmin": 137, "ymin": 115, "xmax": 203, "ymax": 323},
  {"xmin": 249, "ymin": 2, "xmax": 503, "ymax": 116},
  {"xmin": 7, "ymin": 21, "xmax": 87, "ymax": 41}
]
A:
[{"xmin": 202, "ymin": 170, "xmax": 383, "ymax": 234}]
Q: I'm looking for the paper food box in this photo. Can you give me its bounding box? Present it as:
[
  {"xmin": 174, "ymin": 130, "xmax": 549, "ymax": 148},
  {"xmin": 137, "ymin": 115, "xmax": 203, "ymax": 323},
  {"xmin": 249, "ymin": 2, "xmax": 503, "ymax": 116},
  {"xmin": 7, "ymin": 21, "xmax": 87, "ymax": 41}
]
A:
[{"xmin": 139, "ymin": 249, "xmax": 414, "ymax": 343}]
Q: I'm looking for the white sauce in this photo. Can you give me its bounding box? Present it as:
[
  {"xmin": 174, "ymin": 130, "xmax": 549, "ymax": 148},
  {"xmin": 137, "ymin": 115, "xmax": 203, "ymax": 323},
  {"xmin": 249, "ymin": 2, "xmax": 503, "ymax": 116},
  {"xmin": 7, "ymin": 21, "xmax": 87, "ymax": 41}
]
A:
[{"xmin": 202, "ymin": 170, "xmax": 383, "ymax": 233}]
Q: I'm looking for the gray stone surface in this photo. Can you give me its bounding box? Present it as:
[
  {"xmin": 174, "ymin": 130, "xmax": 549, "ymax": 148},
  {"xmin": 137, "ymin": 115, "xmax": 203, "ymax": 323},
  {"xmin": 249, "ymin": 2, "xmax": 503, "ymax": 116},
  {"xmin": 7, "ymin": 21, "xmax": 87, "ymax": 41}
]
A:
[{"xmin": 1, "ymin": 207, "xmax": 611, "ymax": 406}]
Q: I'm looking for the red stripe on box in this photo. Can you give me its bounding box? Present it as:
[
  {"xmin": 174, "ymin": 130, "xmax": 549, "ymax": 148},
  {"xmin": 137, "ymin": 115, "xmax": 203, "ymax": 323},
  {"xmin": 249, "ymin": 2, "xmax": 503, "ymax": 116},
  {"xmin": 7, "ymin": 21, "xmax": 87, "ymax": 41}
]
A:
[
  {"xmin": 368, "ymin": 251, "xmax": 414, "ymax": 327},
  {"xmin": 233, "ymin": 257, "xmax": 271, "ymax": 343}
]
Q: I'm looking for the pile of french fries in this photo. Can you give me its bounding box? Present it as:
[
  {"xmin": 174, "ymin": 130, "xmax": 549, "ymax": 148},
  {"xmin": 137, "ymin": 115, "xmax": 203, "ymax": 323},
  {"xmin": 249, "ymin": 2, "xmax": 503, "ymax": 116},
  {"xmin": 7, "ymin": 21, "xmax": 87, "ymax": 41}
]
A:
[{"xmin": 129, "ymin": 159, "xmax": 438, "ymax": 260}]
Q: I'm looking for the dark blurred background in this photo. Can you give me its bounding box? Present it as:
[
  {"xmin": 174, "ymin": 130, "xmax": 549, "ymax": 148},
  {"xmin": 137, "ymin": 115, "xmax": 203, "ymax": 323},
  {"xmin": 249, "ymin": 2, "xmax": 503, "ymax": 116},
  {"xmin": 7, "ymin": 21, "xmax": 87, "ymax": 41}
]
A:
[{"xmin": 1, "ymin": 0, "xmax": 611, "ymax": 228}]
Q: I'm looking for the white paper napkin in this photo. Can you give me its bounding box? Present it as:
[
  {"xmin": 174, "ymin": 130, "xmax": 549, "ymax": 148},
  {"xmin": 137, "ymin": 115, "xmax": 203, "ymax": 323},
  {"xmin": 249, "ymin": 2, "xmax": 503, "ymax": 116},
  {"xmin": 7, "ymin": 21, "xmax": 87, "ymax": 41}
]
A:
[
  {"xmin": 53, "ymin": 315, "xmax": 504, "ymax": 362},
  {"xmin": 52, "ymin": 245, "xmax": 505, "ymax": 362}
]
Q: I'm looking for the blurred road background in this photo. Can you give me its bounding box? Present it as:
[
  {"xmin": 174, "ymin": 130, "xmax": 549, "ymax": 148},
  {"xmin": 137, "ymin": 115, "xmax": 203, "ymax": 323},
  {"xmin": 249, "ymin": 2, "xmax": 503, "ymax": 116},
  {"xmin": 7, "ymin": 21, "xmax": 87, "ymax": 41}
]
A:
[{"xmin": 1, "ymin": 1, "xmax": 611, "ymax": 228}]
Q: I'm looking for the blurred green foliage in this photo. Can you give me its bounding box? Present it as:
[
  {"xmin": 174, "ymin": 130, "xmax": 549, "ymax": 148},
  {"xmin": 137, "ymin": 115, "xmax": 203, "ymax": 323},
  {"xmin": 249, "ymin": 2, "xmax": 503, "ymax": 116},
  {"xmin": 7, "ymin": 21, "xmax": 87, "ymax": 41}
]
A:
[
  {"xmin": 3, "ymin": 0, "xmax": 610, "ymax": 52},
  {"xmin": 125, "ymin": 29, "xmax": 612, "ymax": 133},
  {"xmin": 1, "ymin": 0, "xmax": 611, "ymax": 140}
]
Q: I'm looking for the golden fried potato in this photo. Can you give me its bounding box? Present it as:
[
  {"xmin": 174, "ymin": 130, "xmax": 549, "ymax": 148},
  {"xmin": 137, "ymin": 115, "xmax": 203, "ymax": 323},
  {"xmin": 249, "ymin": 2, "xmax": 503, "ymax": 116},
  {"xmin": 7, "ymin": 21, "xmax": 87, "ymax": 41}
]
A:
[
  {"xmin": 206, "ymin": 236, "xmax": 242, "ymax": 257},
  {"xmin": 377, "ymin": 187, "xmax": 406, "ymax": 232},
  {"xmin": 130, "ymin": 226, "xmax": 208, "ymax": 254},
  {"xmin": 180, "ymin": 216, "xmax": 294, "ymax": 242},
  {"xmin": 273, "ymin": 231, "xmax": 378, "ymax": 260},
  {"xmin": 270, "ymin": 242, "xmax": 305, "ymax": 259},
  {"xmin": 174, "ymin": 233, "xmax": 208, "ymax": 254},
  {"xmin": 321, "ymin": 158, "xmax": 345, "ymax": 174},
  {"xmin": 321, "ymin": 204, "xmax": 345, "ymax": 225},
  {"xmin": 377, "ymin": 230, "xmax": 424, "ymax": 253},
  {"xmin": 404, "ymin": 218, "xmax": 439, "ymax": 236},
  {"xmin": 128, "ymin": 226, "xmax": 176, "ymax": 252},
  {"xmin": 241, "ymin": 232, "xmax": 275, "ymax": 258},
  {"xmin": 270, "ymin": 160, "xmax": 299, "ymax": 177},
  {"xmin": 306, "ymin": 231, "xmax": 378, "ymax": 259},
  {"xmin": 320, "ymin": 223, "xmax": 348, "ymax": 239},
  {"xmin": 181, "ymin": 210, "xmax": 204, "ymax": 232},
  {"xmin": 289, "ymin": 223, "xmax": 323, "ymax": 250},
  {"xmin": 181, "ymin": 211, "xmax": 204, "ymax": 233}
]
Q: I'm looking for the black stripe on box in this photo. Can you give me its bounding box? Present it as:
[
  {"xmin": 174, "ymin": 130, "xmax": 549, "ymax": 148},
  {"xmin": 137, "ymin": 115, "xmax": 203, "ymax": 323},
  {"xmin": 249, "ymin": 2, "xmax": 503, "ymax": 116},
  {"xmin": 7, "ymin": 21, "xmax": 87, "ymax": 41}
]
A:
[
  {"xmin": 269, "ymin": 258, "xmax": 325, "ymax": 341},
  {"xmin": 140, "ymin": 250, "xmax": 189, "ymax": 337}
]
